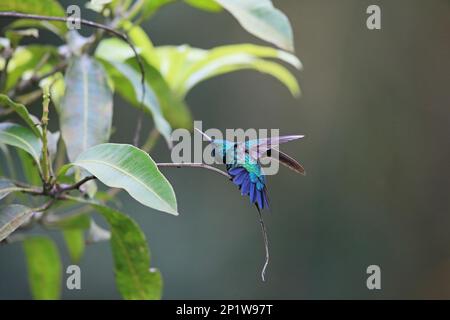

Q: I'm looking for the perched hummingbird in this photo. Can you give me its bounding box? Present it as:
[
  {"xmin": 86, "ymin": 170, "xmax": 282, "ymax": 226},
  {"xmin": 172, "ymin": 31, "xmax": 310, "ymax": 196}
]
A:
[
  {"xmin": 195, "ymin": 128, "xmax": 305, "ymax": 281},
  {"xmin": 196, "ymin": 128, "xmax": 305, "ymax": 210}
]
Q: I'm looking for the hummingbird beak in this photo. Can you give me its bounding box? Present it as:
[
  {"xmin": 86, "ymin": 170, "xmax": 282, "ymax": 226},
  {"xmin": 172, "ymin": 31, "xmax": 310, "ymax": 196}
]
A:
[{"xmin": 194, "ymin": 127, "xmax": 213, "ymax": 142}]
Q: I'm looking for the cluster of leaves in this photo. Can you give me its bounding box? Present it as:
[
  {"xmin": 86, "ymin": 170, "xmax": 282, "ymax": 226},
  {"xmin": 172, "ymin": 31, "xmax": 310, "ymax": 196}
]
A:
[{"xmin": 0, "ymin": 0, "xmax": 300, "ymax": 299}]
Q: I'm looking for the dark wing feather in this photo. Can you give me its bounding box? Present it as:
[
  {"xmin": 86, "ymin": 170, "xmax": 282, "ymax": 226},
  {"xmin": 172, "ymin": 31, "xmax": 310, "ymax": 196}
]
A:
[{"xmin": 266, "ymin": 148, "xmax": 305, "ymax": 175}]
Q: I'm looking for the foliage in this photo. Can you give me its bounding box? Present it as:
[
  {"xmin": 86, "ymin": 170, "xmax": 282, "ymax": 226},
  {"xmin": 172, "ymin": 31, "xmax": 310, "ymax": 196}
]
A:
[{"xmin": 0, "ymin": 0, "xmax": 300, "ymax": 299}]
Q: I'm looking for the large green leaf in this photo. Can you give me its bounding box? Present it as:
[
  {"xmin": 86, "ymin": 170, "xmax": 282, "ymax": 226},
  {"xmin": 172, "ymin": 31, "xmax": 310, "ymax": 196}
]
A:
[
  {"xmin": 0, "ymin": 0, "xmax": 67, "ymax": 36},
  {"xmin": 0, "ymin": 94, "xmax": 42, "ymax": 138},
  {"xmin": 155, "ymin": 44, "xmax": 301, "ymax": 97},
  {"xmin": 100, "ymin": 59, "xmax": 172, "ymax": 147},
  {"xmin": 0, "ymin": 178, "xmax": 22, "ymax": 200},
  {"xmin": 59, "ymin": 55, "xmax": 113, "ymax": 162},
  {"xmin": 71, "ymin": 143, "xmax": 178, "ymax": 215},
  {"xmin": 0, "ymin": 123, "xmax": 42, "ymax": 170},
  {"xmin": 23, "ymin": 236, "xmax": 62, "ymax": 300},
  {"xmin": 215, "ymin": 0, "xmax": 294, "ymax": 51},
  {"xmin": 94, "ymin": 204, "xmax": 162, "ymax": 300},
  {"xmin": 0, "ymin": 204, "xmax": 34, "ymax": 241}
]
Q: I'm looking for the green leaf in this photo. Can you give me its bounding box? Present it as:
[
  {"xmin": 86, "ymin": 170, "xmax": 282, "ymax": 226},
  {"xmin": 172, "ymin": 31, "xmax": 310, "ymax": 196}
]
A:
[
  {"xmin": 71, "ymin": 143, "xmax": 178, "ymax": 215},
  {"xmin": 0, "ymin": 178, "xmax": 22, "ymax": 200},
  {"xmin": 96, "ymin": 38, "xmax": 140, "ymax": 62},
  {"xmin": 94, "ymin": 204, "xmax": 162, "ymax": 300},
  {"xmin": 139, "ymin": 0, "xmax": 174, "ymax": 20},
  {"xmin": 0, "ymin": 0, "xmax": 67, "ymax": 36},
  {"xmin": 0, "ymin": 204, "xmax": 34, "ymax": 241},
  {"xmin": 0, "ymin": 144, "xmax": 17, "ymax": 180},
  {"xmin": 100, "ymin": 59, "xmax": 173, "ymax": 147},
  {"xmin": 155, "ymin": 44, "xmax": 301, "ymax": 97},
  {"xmin": 0, "ymin": 123, "xmax": 42, "ymax": 171},
  {"xmin": 184, "ymin": 0, "xmax": 222, "ymax": 12},
  {"xmin": 60, "ymin": 55, "xmax": 113, "ymax": 162},
  {"xmin": 122, "ymin": 21, "xmax": 159, "ymax": 68},
  {"xmin": 215, "ymin": 0, "xmax": 294, "ymax": 51},
  {"xmin": 62, "ymin": 229, "xmax": 85, "ymax": 263},
  {"xmin": 0, "ymin": 94, "xmax": 42, "ymax": 138},
  {"xmin": 17, "ymin": 149, "xmax": 41, "ymax": 185},
  {"xmin": 23, "ymin": 236, "xmax": 62, "ymax": 300}
]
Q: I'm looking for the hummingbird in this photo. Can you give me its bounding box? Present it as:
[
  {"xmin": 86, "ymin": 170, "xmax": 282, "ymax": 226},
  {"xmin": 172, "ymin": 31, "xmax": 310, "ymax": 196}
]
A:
[{"xmin": 195, "ymin": 128, "xmax": 305, "ymax": 281}]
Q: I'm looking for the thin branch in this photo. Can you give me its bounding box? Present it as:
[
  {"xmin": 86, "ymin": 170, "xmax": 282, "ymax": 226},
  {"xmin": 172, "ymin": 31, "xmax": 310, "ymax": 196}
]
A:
[
  {"xmin": 157, "ymin": 163, "xmax": 232, "ymax": 179},
  {"xmin": 57, "ymin": 176, "xmax": 97, "ymax": 193},
  {"xmin": 0, "ymin": 12, "xmax": 128, "ymax": 43}
]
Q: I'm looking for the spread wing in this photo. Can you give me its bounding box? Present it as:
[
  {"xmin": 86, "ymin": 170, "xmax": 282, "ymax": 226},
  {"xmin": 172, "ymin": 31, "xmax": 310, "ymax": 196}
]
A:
[
  {"xmin": 237, "ymin": 135, "xmax": 305, "ymax": 174},
  {"xmin": 245, "ymin": 135, "xmax": 304, "ymax": 159},
  {"xmin": 265, "ymin": 148, "xmax": 305, "ymax": 175}
]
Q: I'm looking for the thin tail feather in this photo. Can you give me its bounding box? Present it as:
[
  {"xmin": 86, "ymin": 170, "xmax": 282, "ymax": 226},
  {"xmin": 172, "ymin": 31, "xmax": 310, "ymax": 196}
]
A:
[{"xmin": 255, "ymin": 204, "xmax": 270, "ymax": 282}]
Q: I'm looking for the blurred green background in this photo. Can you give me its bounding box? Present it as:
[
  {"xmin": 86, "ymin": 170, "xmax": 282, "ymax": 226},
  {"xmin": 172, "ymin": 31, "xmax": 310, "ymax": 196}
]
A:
[{"xmin": 1, "ymin": 0, "xmax": 450, "ymax": 299}]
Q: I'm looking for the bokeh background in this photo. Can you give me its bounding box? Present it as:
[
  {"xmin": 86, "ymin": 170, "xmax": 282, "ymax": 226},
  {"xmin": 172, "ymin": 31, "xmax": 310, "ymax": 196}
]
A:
[{"xmin": 1, "ymin": 0, "xmax": 450, "ymax": 299}]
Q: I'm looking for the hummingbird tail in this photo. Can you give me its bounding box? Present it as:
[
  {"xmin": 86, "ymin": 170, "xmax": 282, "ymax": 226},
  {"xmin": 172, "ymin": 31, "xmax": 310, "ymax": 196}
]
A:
[
  {"xmin": 228, "ymin": 166, "xmax": 269, "ymax": 210},
  {"xmin": 256, "ymin": 204, "xmax": 270, "ymax": 282}
]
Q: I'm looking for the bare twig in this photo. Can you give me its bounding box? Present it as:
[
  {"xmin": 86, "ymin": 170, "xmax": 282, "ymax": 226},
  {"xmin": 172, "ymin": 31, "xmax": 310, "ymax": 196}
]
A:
[
  {"xmin": 57, "ymin": 176, "xmax": 97, "ymax": 193},
  {"xmin": 0, "ymin": 12, "xmax": 130, "ymax": 45},
  {"xmin": 157, "ymin": 163, "xmax": 232, "ymax": 179},
  {"xmin": 256, "ymin": 205, "xmax": 270, "ymax": 282}
]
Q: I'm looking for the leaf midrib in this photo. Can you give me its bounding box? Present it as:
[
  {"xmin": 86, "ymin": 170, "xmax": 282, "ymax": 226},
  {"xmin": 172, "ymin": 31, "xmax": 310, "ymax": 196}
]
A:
[
  {"xmin": 81, "ymin": 58, "xmax": 89, "ymax": 152},
  {"xmin": 76, "ymin": 159, "xmax": 175, "ymax": 213}
]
